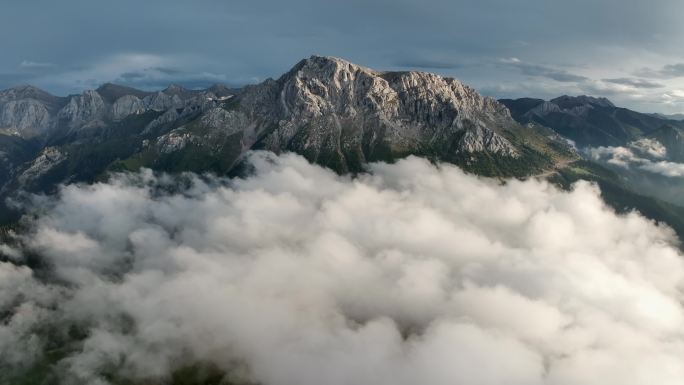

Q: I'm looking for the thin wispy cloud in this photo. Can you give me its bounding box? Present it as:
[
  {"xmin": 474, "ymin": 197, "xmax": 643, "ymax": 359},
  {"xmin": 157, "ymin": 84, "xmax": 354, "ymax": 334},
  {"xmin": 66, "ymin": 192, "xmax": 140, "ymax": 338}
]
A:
[
  {"xmin": 19, "ymin": 61, "xmax": 54, "ymax": 70},
  {"xmin": 500, "ymin": 58, "xmax": 589, "ymax": 83},
  {"xmin": 636, "ymin": 63, "xmax": 684, "ymax": 79},
  {"xmin": 588, "ymin": 138, "xmax": 684, "ymax": 178},
  {"xmin": 603, "ymin": 77, "xmax": 665, "ymax": 89}
]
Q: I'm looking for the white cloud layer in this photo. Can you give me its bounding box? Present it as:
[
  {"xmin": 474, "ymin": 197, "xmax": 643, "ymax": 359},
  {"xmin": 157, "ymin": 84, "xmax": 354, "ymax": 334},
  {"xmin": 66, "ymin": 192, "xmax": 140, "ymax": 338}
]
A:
[
  {"xmin": 588, "ymin": 138, "xmax": 684, "ymax": 177},
  {"xmin": 2, "ymin": 152, "xmax": 684, "ymax": 384}
]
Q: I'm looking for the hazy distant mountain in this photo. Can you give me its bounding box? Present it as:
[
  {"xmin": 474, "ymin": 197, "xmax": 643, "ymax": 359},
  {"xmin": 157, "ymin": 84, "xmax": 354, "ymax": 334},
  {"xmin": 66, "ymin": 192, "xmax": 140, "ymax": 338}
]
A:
[
  {"xmin": 646, "ymin": 124, "xmax": 684, "ymax": 162},
  {"xmin": 499, "ymin": 95, "xmax": 684, "ymax": 147},
  {"xmin": 498, "ymin": 95, "xmax": 684, "ymax": 235},
  {"xmin": 650, "ymin": 112, "xmax": 684, "ymax": 121}
]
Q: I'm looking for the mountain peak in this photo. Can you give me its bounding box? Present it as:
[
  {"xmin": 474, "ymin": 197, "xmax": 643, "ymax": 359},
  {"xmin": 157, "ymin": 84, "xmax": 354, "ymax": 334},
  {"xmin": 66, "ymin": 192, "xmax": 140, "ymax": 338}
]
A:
[
  {"xmin": 96, "ymin": 83, "xmax": 149, "ymax": 102},
  {"xmin": 0, "ymin": 84, "xmax": 56, "ymax": 101},
  {"xmin": 247, "ymin": 55, "xmax": 556, "ymax": 173},
  {"xmin": 281, "ymin": 55, "xmax": 377, "ymax": 82},
  {"xmin": 9, "ymin": 84, "xmax": 45, "ymax": 93},
  {"xmin": 304, "ymin": 55, "xmax": 363, "ymax": 67},
  {"xmin": 163, "ymin": 84, "xmax": 189, "ymax": 95},
  {"xmin": 206, "ymin": 83, "xmax": 235, "ymax": 97},
  {"xmin": 551, "ymin": 95, "xmax": 615, "ymax": 109}
]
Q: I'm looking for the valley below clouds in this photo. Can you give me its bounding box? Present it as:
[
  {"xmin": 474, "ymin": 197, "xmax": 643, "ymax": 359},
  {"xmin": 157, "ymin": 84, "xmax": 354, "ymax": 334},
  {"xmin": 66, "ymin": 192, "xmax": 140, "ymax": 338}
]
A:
[{"xmin": 2, "ymin": 151, "xmax": 684, "ymax": 385}]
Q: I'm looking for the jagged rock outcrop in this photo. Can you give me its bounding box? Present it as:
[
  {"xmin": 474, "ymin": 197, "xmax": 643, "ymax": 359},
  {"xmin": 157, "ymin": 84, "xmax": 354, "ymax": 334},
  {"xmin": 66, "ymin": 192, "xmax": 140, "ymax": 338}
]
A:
[
  {"xmin": 17, "ymin": 147, "xmax": 66, "ymax": 185},
  {"xmin": 112, "ymin": 95, "xmax": 145, "ymax": 120},
  {"xmin": 199, "ymin": 108, "xmax": 250, "ymax": 135},
  {"xmin": 143, "ymin": 91, "xmax": 184, "ymax": 111},
  {"xmin": 243, "ymin": 56, "xmax": 521, "ymax": 170},
  {"xmin": 124, "ymin": 56, "xmax": 570, "ymax": 175},
  {"xmin": 0, "ymin": 99, "xmax": 52, "ymax": 135},
  {"xmin": 458, "ymin": 125, "xmax": 518, "ymax": 156},
  {"xmin": 57, "ymin": 90, "xmax": 106, "ymax": 127},
  {"xmin": 0, "ymin": 85, "xmax": 62, "ymax": 106},
  {"xmin": 0, "ymin": 85, "xmax": 66, "ymax": 137},
  {"xmin": 0, "ymin": 55, "xmax": 577, "ymax": 221},
  {"xmin": 0, "ymin": 83, "xmax": 232, "ymax": 138},
  {"xmin": 162, "ymin": 84, "xmax": 191, "ymax": 97}
]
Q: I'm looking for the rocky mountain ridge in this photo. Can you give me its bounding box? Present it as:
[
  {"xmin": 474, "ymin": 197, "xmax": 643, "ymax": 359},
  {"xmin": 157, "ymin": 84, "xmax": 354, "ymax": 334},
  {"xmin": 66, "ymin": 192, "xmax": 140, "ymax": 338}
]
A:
[
  {"xmin": 0, "ymin": 55, "xmax": 577, "ymax": 222},
  {"xmin": 0, "ymin": 83, "xmax": 235, "ymax": 137},
  {"xmin": 249, "ymin": 56, "xmax": 524, "ymax": 166},
  {"xmin": 500, "ymin": 95, "xmax": 684, "ymax": 147},
  {"xmin": 3, "ymin": 56, "xmax": 684, "ymax": 242}
]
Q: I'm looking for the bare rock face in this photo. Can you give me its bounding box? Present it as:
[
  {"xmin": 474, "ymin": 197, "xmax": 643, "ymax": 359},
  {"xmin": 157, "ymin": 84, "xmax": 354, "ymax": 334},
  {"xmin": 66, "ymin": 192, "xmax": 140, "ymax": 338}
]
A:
[
  {"xmin": 156, "ymin": 130, "xmax": 192, "ymax": 154},
  {"xmin": 0, "ymin": 99, "xmax": 52, "ymax": 135},
  {"xmin": 245, "ymin": 56, "xmax": 519, "ymax": 170},
  {"xmin": 200, "ymin": 108, "xmax": 250, "ymax": 136},
  {"xmin": 458, "ymin": 125, "xmax": 518, "ymax": 156},
  {"xmin": 0, "ymin": 55, "xmax": 574, "ymax": 201},
  {"xmin": 0, "ymin": 86, "xmax": 65, "ymax": 137},
  {"xmin": 143, "ymin": 92, "xmax": 184, "ymax": 111},
  {"xmin": 18, "ymin": 147, "xmax": 66, "ymax": 185},
  {"xmin": 58, "ymin": 90, "xmax": 106, "ymax": 127},
  {"xmin": 112, "ymin": 95, "xmax": 145, "ymax": 121}
]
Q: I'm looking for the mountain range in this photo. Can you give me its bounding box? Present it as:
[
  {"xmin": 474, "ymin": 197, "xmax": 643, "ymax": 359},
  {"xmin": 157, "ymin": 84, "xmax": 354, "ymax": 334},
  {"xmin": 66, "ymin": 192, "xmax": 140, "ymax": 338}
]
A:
[
  {"xmin": 500, "ymin": 95, "xmax": 684, "ymax": 148},
  {"xmin": 1, "ymin": 55, "xmax": 684, "ymax": 237},
  {"xmin": 0, "ymin": 57, "xmax": 575, "ymax": 208}
]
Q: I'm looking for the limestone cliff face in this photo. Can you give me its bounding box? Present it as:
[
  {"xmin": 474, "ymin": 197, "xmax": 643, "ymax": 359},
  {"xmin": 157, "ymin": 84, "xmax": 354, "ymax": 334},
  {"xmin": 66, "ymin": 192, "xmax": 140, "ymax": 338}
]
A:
[
  {"xmin": 0, "ymin": 99, "xmax": 52, "ymax": 135},
  {"xmin": 141, "ymin": 56, "xmax": 566, "ymax": 175},
  {"xmin": 0, "ymin": 55, "xmax": 576, "ymax": 200},
  {"xmin": 0, "ymin": 84, "xmax": 224, "ymax": 137},
  {"xmin": 112, "ymin": 95, "xmax": 145, "ymax": 121},
  {"xmin": 0, "ymin": 57, "xmax": 526, "ymax": 164},
  {"xmin": 0, "ymin": 85, "xmax": 65, "ymax": 136},
  {"xmin": 237, "ymin": 56, "xmax": 519, "ymax": 171},
  {"xmin": 142, "ymin": 92, "xmax": 184, "ymax": 112},
  {"xmin": 57, "ymin": 90, "xmax": 106, "ymax": 127}
]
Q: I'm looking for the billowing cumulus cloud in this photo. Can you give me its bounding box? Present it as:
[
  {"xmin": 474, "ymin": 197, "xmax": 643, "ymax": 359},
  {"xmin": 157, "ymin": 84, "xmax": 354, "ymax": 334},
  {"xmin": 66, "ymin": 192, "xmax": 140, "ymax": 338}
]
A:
[
  {"xmin": 639, "ymin": 161, "xmax": 684, "ymax": 177},
  {"xmin": 2, "ymin": 152, "xmax": 684, "ymax": 384},
  {"xmin": 588, "ymin": 138, "xmax": 684, "ymax": 177}
]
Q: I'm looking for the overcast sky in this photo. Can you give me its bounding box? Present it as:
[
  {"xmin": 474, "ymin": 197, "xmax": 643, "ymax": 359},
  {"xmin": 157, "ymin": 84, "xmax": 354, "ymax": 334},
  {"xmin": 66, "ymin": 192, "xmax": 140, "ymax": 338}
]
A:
[{"xmin": 2, "ymin": 0, "xmax": 684, "ymax": 113}]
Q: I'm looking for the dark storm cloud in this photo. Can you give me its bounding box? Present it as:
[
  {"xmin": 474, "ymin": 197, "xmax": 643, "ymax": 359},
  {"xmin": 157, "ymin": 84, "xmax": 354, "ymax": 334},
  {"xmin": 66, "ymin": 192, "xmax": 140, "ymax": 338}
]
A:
[{"xmin": 1, "ymin": 0, "xmax": 684, "ymax": 112}]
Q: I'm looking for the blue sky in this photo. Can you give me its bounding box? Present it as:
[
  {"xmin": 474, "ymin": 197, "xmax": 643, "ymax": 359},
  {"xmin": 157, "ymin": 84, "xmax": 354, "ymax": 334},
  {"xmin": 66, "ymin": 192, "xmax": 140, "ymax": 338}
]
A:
[{"xmin": 3, "ymin": 0, "xmax": 684, "ymax": 113}]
